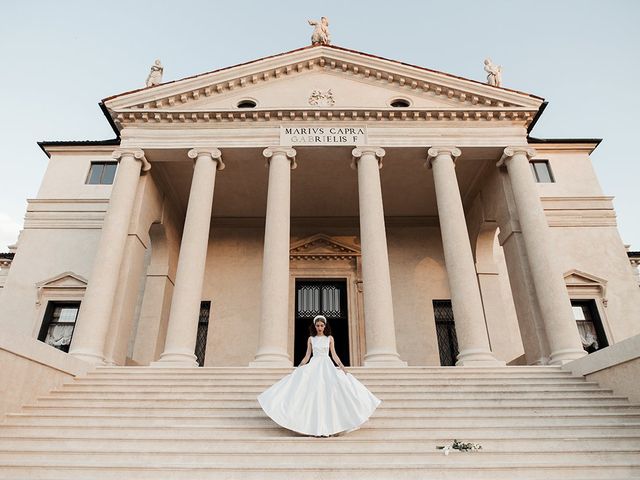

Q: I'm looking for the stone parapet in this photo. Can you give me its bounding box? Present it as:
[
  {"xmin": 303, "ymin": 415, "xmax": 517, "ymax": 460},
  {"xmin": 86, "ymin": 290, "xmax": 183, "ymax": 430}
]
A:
[
  {"xmin": 0, "ymin": 330, "xmax": 92, "ymax": 417},
  {"xmin": 563, "ymin": 334, "xmax": 640, "ymax": 403}
]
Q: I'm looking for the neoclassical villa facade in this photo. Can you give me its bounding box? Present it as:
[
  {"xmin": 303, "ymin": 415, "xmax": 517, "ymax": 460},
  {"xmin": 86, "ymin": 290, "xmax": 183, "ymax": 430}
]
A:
[{"xmin": 2, "ymin": 44, "xmax": 639, "ymax": 371}]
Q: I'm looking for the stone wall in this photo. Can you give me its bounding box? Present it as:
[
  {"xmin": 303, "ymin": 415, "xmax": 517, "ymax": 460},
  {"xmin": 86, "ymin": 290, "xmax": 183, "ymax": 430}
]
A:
[
  {"xmin": 563, "ymin": 334, "xmax": 640, "ymax": 403},
  {"xmin": 0, "ymin": 330, "xmax": 92, "ymax": 417}
]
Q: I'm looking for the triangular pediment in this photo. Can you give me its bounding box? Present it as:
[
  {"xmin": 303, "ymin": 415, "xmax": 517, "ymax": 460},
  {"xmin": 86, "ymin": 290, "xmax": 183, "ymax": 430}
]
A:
[
  {"xmin": 290, "ymin": 234, "xmax": 360, "ymax": 257},
  {"xmin": 36, "ymin": 272, "xmax": 88, "ymax": 289},
  {"xmin": 104, "ymin": 45, "xmax": 543, "ymax": 129},
  {"xmin": 563, "ymin": 269, "xmax": 607, "ymax": 287},
  {"xmin": 163, "ymin": 71, "xmax": 460, "ymax": 111}
]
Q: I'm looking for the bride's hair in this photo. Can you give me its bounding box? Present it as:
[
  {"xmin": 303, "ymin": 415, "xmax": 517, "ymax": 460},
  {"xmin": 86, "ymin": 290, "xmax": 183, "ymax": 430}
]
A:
[{"xmin": 309, "ymin": 315, "xmax": 332, "ymax": 336}]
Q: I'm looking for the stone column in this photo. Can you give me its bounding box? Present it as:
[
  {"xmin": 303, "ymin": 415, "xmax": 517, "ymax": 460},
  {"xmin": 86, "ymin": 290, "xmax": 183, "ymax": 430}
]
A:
[
  {"xmin": 251, "ymin": 147, "xmax": 297, "ymax": 366},
  {"xmin": 498, "ymin": 147, "xmax": 585, "ymax": 364},
  {"xmin": 103, "ymin": 234, "xmax": 147, "ymax": 365},
  {"xmin": 70, "ymin": 148, "xmax": 150, "ymax": 364},
  {"xmin": 427, "ymin": 147, "xmax": 502, "ymax": 366},
  {"xmin": 155, "ymin": 148, "xmax": 224, "ymax": 366},
  {"xmin": 351, "ymin": 147, "xmax": 406, "ymax": 366}
]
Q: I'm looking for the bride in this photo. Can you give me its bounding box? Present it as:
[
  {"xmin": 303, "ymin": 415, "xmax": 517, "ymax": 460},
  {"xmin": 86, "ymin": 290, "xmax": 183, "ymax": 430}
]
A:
[{"xmin": 258, "ymin": 315, "xmax": 381, "ymax": 436}]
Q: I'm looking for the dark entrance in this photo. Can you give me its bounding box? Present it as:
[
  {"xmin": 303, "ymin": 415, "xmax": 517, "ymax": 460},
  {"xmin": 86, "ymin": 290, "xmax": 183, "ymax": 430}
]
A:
[
  {"xmin": 433, "ymin": 300, "xmax": 459, "ymax": 366},
  {"xmin": 571, "ymin": 299, "xmax": 608, "ymax": 353},
  {"xmin": 294, "ymin": 279, "xmax": 349, "ymax": 367}
]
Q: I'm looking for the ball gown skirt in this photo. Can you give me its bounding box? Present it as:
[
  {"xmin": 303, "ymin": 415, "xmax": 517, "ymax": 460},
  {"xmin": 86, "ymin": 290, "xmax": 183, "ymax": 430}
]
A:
[{"xmin": 257, "ymin": 335, "xmax": 381, "ymax": 436}]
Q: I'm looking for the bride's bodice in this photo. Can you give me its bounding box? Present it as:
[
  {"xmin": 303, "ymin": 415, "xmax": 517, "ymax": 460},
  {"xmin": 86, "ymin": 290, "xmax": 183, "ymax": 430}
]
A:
[{"xmin": 312, "ymin": 335, "xmax": 330, "ymax": 357}]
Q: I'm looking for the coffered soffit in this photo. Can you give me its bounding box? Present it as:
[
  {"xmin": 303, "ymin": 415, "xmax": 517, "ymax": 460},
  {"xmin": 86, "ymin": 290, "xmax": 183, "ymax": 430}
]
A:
[{"xmin": 104, "ymin": 46, "xmax": 543, "ymax": 129}]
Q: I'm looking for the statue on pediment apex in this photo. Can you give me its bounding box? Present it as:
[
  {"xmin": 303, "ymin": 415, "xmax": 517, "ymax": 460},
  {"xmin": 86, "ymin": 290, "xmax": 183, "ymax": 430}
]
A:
[
  {"xmin": 308, "ymin": 17, "xmax": 330, "ymax": 45},
  {"xmin": 484, "ymin": 58, "xmax": 502, "ymax": 87},
  {"xmin": 146, "ymin": 59, "xmax": 163, "ymax": 87}
]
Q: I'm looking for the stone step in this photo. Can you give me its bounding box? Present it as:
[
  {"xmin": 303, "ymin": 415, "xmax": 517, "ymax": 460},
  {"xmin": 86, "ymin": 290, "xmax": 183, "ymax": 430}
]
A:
[
  {"xmin": 5, "ymin": 413, "xmax": 640, "ymax": 428},
  {"xmin": 42, "ymin": 383, "xmax": 613, "ymax": 394},
  {"xmin": 0, "ymin": 463, "xmax": 638, "ymax": 480},
  {"xmin": 87, "ymin": 366, "xmax": 572, "ymax": 376},
  {"xmin": 68, "ymin": 379, "xmax": 589, "ymax": 389},
  {"xmin": 28, "ymin": 400, "xmax": 633, "ymax": 413},
  {"xmin": 40, "ymin": 390, "xmax": 621, "ymax": 402},
  {"xmin": 51, "ymin": 387, "xmax": 616, "ymax": 405},
  {"xmin": 0, "ymin": 449, "xmax": 638, "ymax": 466},
  {"xmin": 2, "ymin": 423, "xmax": 637, "ymax": 440},
  {"xmin": 2, "ymin": 435, "xmax": 640, "ymax": 453},
  {"xmin": 54, "ymin": 384, "xmax": 613, "ymax": 396},
  {"xmin": 71, "ymin": 377, "xmax": 589, "ymax": 386},
  {"xmin": 20, "ymin": 404, "xmax": 640, "ymax": 417},
  {"xmin": 87, "ymin": 369, "xmax": 544, "ymax": 377},
  {"xmin": 75, "ymin": 373, "xmax": 585, "ymax": 382},
  {"xmin": 37, "ymin": 389, "xmax": 630, "ymax": 406},
  {"xmin": 3, "ymin": 366, "xmax": 635, "ymax": 480}
]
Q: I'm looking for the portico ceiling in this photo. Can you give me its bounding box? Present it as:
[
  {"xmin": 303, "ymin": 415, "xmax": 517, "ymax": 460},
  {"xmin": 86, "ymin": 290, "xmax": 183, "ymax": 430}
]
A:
[{"xmin": 148, "ymin": 146, "xmax": 502, "ymax": 220}]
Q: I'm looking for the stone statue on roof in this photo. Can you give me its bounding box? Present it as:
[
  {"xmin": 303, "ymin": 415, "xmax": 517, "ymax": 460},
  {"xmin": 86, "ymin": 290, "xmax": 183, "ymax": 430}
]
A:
[
  {"xmin": 484, "ymin": 58, "xmax": 502, "ymax": 87},
  {"xmin": 146, "ymin": 59, "xmax": 164, "ymax": 87},
  {"xmin": 308, "ymin": 17, "xmax": 330, "ymax": 45}
]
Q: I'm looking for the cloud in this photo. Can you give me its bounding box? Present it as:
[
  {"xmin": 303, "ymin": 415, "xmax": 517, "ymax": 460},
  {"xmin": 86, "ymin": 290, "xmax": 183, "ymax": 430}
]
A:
[{"xmin": 0, "ymin": 213, "xmax": 21, "ymax": 251}]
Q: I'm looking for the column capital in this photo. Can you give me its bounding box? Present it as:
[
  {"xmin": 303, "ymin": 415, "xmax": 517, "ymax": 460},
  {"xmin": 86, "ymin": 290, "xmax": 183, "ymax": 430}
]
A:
[
  {"xmin": 497, "ymin": 146, "xmax": 537, "ymax": 167},
  {"xmin": 263, "ymin": 147, "xmax": 297, "ymax": 169},
  {"xmin": 112, "ymin": 148, "xmax": 151, "ymax": 172},
  {"xmin": 188, "ymin": 148, "xmax": 225, "ymax": 170},
  {"xmin": 351, "ymin": 146, "xmax": 385, "ymax": 169},
  {"xmin": 425, "ymin": 146, "xmax": 461, "ymax": 169}
]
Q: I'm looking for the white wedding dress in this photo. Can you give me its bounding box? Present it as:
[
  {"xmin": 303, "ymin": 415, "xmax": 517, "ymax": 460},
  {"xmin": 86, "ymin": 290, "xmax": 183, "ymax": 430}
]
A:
[{"xmin": 257, "ymin": 335, "xmax": 381, "ymax": 436}]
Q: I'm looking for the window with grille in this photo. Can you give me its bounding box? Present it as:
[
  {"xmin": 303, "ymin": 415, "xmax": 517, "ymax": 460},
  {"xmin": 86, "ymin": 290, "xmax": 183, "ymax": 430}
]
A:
[
  {"xmin": 86, "ymin": 162, "xmax": 117, "ymax": 185},
  {"xmin": 296, "ymin": 283, "xmax": 343, "ymax": 318},
  {"xmin": 37, "ymin": 302, "xmax": 80, "ymax": 353},
  {"xmin": 294, "ymin": 280, "xmax": 349, "ymax": 367},
  {"xmin": 530, "ymin": 160, "xmax": 554, "ymax": 183},
  {"xmin": 433, "ymin": 300, "xmax": 458, "ymax": 366},
  {"xmin": 571, "ymin": 300, "xmax": 608, "ymax": 353},
  {"xmin": 195, "ymin": 301, "xmax": 211, "ymax": 367}
]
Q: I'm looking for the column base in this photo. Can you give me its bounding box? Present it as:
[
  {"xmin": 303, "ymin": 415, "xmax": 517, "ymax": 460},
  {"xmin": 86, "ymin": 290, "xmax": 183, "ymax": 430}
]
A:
[
  {"xmin": 455, "ymin": 349, "xmax": 505, "ymax": 367},
  {"xmin": 363, "ymin": 351, "xmax": 407, "ymax": 367},
  {"xmin": 249, "ymin": 360, "xmax": 293, "ymax": 367},
  {"xmin": 549, "ymin": 348, "xmax": 587, "ymax": 365},
  {"xmin": 250, "ymin": 351, "xmax": 292, "ymax": 367},
  {"xmin": 69, "ymin": 349, "xmax": 106, "ymax": 365},
  {"xmin": 529, "ymin": 356, "xmax": 551, "ymax": 366},
  {"xmin": 152, "ymin": 351, "xmax": 199, "ymax": 367}
]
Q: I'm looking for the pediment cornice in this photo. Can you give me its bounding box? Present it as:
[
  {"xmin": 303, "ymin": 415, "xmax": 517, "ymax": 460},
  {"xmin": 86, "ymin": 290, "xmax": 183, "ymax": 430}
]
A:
[
  {"xmin": 104, "ymin": 45, "xmax": 543, "ymax": 131},
  {"xmin": 564, "ymin": 269, "xmax": 608, "ymax": 305},
  {"xmin": 112, "ymin": 106, "xmax": 536, "ymax": 128},
  {"xmin": 36, "ymin": 271, "xmax": 88, "ymax": 288},
  {"xmin": 290, "ymin": 233, "xmax": 360, "ymax": 261},
  {"xmin": 564, "ymin": 269, "xmax": 607, "ymax": 287}
]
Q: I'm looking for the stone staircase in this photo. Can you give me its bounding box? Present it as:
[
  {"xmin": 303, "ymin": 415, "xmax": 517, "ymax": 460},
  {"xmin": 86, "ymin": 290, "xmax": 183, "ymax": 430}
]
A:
[{"xmin": 1, "ymin": 366, "xmax": 639, "ymax": 479}]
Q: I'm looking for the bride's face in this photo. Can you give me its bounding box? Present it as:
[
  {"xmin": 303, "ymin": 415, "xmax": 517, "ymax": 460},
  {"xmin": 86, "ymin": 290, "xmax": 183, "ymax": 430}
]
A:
[{"xmin": 315, "ymin": 321, "xmax": 325, "ymax": 335}]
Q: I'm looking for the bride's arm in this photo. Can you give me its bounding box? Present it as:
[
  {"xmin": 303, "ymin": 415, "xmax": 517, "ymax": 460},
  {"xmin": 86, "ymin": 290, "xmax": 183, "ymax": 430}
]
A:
[
  {"xmin": 329, "ymin": 336, "xmax": 346, "ymax": 372},
  {"xmin": 298, "ymin": 337, "xmax": 312, "ymax": 366}
]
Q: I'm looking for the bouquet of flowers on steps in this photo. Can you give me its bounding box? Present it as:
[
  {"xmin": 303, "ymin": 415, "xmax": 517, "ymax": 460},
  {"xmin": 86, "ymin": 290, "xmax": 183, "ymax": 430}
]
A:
[{"xmin": 436, "ymin": 439, "xmax": 483, "ymax": 455}]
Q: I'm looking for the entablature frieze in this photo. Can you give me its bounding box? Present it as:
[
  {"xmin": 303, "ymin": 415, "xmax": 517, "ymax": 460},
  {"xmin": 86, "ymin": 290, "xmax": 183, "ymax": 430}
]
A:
[{"xmin": 118, "ymin": 125, "xmax": 530, "ymax": 150}]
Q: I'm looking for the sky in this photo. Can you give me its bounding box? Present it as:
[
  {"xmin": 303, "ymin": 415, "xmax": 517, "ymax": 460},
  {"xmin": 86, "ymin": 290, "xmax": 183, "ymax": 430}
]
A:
[{"xmin": 1, "ymin": 0, "xmax": 639, "ymax": 251}]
